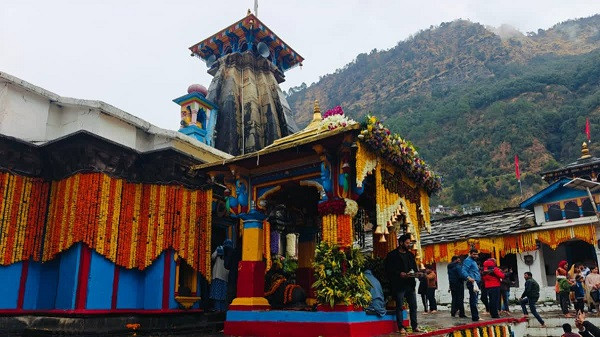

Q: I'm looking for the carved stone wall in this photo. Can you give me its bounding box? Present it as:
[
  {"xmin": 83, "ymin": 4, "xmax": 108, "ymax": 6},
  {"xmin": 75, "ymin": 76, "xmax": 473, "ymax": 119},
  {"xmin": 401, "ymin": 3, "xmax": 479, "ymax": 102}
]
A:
[{"xmin": 207, "ymin": 52, "xmax": 298, "ymax": 155}]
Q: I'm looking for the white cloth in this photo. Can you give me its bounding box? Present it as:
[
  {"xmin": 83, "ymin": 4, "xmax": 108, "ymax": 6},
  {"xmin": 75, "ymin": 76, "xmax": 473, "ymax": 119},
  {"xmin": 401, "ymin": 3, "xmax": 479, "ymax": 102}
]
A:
[{"xmin": 211, "ymin": 250, "xmax": 229, "ymax": 281}]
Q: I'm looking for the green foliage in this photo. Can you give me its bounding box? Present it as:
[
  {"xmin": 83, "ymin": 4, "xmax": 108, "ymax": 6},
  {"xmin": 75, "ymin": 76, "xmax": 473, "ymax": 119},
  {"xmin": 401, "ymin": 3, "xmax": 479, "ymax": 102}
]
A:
[
  {"xmin": 288, "ymin": 16, "xmax": 600, "ymax": 208},
  {"xmin": 282, "ymin": 255, "xmax": 298, "ymax": 275},
  {"xmin": 312, "ymin": 242, "xmax": 372, "ymax": 308}
]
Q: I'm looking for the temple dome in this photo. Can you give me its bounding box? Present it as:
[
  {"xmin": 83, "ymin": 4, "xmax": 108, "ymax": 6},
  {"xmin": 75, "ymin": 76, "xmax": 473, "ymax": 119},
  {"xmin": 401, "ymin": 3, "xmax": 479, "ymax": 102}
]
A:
[{"xmin": 187, "ymin": 84, "xmax": 208, "ymax": 96}]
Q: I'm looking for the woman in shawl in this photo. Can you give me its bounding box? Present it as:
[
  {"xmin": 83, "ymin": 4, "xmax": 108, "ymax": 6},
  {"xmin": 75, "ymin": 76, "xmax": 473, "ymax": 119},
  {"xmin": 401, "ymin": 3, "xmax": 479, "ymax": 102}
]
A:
[
  {"xmin": 209, "ymin": 239, "xmax": 233, "ymax": 312},
  {"xmin": 557, "ymin": 260, "xmax": 574, "ymax": 317},
  {"xmin": 585, "ymin": 266, "xmax": 600, "ymax": 314}
]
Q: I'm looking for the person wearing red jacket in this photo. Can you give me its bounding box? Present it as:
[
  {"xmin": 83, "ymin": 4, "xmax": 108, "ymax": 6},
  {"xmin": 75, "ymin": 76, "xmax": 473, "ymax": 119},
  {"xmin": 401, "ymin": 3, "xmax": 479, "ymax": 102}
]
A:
[{"xmin": 482, "ymin": 258, "xmax": 505, "ymax": 318}]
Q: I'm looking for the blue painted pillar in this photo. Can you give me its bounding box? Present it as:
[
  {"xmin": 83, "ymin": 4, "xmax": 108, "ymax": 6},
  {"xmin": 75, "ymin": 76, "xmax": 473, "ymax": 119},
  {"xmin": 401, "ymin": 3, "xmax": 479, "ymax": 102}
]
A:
[
  {"xmin": 23, "ymin": 261, "xmax": 42, "ymax": 310},
  {"xmin": 55, "ymin": 243, "xmax": 82, "ymax": 310},
  {"xmin": 86, "ymin": 251, "xmax": 115, "ymax": 309},
  {"xmin": 143, "ymin": 251, "xmax": 165, "ymax": 309},
  {"xmin": 0, "ymin": 262, "xmax": 22, "ymax": 309}
]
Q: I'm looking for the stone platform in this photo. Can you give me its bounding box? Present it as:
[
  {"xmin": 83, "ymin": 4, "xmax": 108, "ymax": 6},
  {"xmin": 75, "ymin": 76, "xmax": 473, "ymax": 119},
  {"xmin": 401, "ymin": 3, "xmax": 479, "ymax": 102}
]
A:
[{"xmin": 0, "ymin": 311, "xmax": 225, "ymax": 337}]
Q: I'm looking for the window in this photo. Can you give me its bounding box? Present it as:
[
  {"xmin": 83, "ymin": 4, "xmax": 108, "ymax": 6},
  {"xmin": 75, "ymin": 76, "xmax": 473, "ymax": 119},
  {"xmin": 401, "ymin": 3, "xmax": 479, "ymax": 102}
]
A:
[
  {"xmin": 582, "ymin": 198, "xmax": 596, "ymax": 217},
  {"xmin": 547, "ymin": 204, "xmax": 562, "ymax": 221},
  {"xmin": 564, "ymin": 201, "xmax": 579, "ymax": 219}
]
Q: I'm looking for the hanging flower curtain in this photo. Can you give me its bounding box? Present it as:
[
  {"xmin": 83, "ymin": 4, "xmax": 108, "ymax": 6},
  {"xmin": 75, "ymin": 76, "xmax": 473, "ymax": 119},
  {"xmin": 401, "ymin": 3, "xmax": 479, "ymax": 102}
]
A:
[
  {"xmin": 0, "ymin": 172, "xmax": 50, "ymax": 265},
  {"xmin": 0, "ymin": 171, "xmax": 213, "ymax": 277}
]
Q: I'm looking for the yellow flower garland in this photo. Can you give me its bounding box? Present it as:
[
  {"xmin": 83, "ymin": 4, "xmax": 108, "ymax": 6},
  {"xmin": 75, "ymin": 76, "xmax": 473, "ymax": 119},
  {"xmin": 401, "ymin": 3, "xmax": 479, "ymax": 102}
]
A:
[{"xmin": 422, "ymin": 224, "xmax": 598, "ymax": 264}]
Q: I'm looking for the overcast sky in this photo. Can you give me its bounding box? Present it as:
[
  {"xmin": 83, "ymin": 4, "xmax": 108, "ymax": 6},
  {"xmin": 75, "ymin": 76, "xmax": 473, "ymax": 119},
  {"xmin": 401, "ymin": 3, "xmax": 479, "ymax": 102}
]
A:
[{"xmin": 2, "ymin": 0, "xmax": 600, "ymax": 131}]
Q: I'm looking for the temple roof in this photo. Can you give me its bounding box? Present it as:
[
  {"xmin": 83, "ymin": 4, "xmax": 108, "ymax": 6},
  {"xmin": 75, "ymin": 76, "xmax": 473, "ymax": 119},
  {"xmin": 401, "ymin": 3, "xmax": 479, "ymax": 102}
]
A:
[
  {"xmin": 189, "ymin": 13, "xmax": 304, "ymax": 72},
  {"xmin": 192, "ymin": 100, "xmax": 358, "ymax": 171},
  {"xmin": 541, "ymin": 142, "xmax": 600, "ymax": 183},
  {"xmin": 420, "ymin": 208, "xmax": 536, "ymax": 246}
]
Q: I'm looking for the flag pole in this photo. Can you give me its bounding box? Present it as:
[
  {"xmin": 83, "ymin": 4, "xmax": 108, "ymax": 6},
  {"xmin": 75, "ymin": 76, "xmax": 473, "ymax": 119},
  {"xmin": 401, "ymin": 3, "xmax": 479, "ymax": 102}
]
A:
[
  {"xmin": 519, "ymin": 179, "xmax": 523, "ymax": 198},
  {"xmin": 515, "ymin": 154, "xmax": 522, "ymax": 199}
]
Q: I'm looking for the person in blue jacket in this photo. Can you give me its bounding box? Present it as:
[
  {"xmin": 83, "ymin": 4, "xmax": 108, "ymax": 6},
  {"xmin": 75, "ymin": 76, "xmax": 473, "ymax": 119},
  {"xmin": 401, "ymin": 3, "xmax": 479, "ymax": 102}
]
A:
[{"xmin": 461, "ymin": 249, "xmax": 482, "ymax": 321}]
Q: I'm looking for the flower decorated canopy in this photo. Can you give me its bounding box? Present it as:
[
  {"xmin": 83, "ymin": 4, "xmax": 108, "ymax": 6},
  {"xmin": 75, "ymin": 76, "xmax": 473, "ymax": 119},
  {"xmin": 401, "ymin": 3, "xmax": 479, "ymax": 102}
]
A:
[{"xmin": 358, "ymin": 115, "xmax": 441, "ymax": 194}]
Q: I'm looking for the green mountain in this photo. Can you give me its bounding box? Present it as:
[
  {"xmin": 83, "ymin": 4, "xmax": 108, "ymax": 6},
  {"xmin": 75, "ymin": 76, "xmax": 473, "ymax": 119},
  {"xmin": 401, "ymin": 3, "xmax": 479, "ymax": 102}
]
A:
[{"xmin": 286, "ymin": 15, "xmax": 600, "ymax": 210}]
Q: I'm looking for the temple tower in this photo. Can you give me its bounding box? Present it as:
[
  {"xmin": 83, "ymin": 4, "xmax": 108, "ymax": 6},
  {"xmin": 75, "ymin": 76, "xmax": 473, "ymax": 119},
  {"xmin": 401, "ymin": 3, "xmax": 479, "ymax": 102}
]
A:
[{"xmin": 189, "ymin": 11, "xmax": 303, "ymax": 155}]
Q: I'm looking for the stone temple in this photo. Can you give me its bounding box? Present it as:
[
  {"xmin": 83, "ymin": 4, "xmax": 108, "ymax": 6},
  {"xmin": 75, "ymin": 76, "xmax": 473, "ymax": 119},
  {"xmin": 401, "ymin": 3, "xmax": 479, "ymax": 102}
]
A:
[{"xmin": 189, "ymin": 11, "xmax": 303, "ymax": 155}]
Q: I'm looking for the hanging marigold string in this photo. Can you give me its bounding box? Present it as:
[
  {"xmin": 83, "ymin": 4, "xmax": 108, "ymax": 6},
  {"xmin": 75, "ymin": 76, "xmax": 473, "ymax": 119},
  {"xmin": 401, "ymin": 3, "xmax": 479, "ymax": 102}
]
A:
[
  {"xmin": 422, "ymin": 224, "xmax": 598, "ymax": 264},
  {"xmin": 0, "ymin": 172, "xmax": 50, "ymax": 265},
  {"xmin": 263, "ymin": 220, "xmax": 271, "ymax": 272},
  {"xmin": 318, "ymin": 198, "xmax": 356, "ymax": 248},
  {"xmin": 0, "ymin": 171, "xmax": 212, "ymax": 277},
  {"xmin": 354, "ymin": 142, "xmax": 377, "ymax": 188}
]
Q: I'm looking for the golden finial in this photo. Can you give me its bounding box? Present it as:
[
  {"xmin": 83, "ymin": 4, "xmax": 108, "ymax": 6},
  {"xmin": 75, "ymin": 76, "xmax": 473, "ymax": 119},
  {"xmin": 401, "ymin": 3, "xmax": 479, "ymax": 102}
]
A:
[
  {"xmin": 304, "ymin": 100, "xmax": 323, "ymax": 130},
  {"xmin": 581, "ymin": 141, "xmax": 592, "ymax": 159}
]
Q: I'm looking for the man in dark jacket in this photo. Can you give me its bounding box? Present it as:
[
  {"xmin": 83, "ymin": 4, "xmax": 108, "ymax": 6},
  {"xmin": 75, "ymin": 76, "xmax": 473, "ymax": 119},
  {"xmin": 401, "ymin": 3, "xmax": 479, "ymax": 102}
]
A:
[
  {"xmin": 385, "ymin": 234, "xmax": 422, "ymax": 334},
  {"xmin": 576, "ymin": 311, "xmax": 600, "ymax": 337},
  {"xmin": 448, "ymin": 256, "xmax": 466, "ymax": 318},
  {"xmin": 520, "ymin": 272, "xmax": 545, "ymax": 327}
]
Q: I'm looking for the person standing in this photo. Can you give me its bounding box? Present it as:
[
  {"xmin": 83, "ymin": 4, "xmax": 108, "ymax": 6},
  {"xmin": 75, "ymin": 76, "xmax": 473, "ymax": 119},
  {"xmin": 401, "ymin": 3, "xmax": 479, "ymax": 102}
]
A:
[
  {"xmin": 520, "ymin": 272, "xmax": 545, "ymax": 327},
  {"xmin": 482, "ymin": 258, "xmax": 504, "ymax": 318},
  {"xmin": 573, "ymin": 275, "xmax": 586, "ymax": 314},
  {"xmin": 209, "ymin": 240, "xmax": 232, "ymax": 312},
  {"xmin": 557, "ymin": 260, "xmax": 574, "ymax": 318},
  {"xmin": 461, "ymin": 249, "xmax": 482, "ymax": 321},
  {"xmin": 385, "ymin": 234, "xmax": 422, "ymax": 334},
  {"xmin": 448, "ymin": 256, "xmax": 466, "ymax": 318},
  {"xmin": 500, "ymin": 266, "xmax": 513, "ymax": 314},
  {"xmin": 417, "ymin": 272, "xmax": 428, "ymax": 314},
  {"xmin": 426, "ymin": 267, "xmax": 438, "ymax": 313}
]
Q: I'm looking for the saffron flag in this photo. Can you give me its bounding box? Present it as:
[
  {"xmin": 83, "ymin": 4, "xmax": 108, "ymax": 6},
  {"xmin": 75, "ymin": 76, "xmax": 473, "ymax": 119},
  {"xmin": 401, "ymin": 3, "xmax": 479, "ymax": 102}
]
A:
[
  {"xmin": 586, "ymin": 118, "xmax": 591, "ymax": 142},
  {"xmin": 514, "ymin": 155, "xmax": 521, "ymax": 181}
]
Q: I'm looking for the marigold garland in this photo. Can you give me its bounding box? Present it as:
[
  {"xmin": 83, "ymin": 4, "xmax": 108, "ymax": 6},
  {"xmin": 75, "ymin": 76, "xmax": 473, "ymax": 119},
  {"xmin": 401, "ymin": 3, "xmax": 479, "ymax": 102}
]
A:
[
  {"xmin": 0, "ymin": 172, "xmax": 49, "ymax": 265},
  {"xmin": 0, "ymin": 171, "xmax": 212, "ymax": 278},
  {"xmin": 263, "ymin": 220, "xmax": 271, "ymax": 272},
  {"xmin": 321, "ymin": 213, "xmax": 353, "ymax": 248},
  {"xmin": 359, "ymin": 115, "xmax": 441, "ymax": 193},
  {"xmin": 422, "ymin": 224, "xmax": 597, "ymax": 264}
]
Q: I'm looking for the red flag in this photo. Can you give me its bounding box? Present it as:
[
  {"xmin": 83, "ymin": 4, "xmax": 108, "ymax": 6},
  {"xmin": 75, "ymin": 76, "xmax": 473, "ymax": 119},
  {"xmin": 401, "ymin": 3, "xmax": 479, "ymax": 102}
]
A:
[
  {"xmin": 514, "ymin": 155, "xmax": 521, "ymax": 181},
  {"xmin": 586, "ymin": 118, "xmax": 591, "ymax": 142}
]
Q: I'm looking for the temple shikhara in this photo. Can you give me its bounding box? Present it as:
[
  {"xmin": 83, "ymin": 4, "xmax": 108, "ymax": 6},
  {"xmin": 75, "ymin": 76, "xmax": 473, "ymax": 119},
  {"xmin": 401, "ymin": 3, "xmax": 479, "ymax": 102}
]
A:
[{"xmin": 0, "ymin": 8, "xmax": 548, "ymax": 337}]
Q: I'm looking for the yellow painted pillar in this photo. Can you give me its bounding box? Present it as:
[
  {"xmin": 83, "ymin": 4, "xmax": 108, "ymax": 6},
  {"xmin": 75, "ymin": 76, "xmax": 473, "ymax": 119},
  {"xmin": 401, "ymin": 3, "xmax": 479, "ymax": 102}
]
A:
[{"xmin": 230, "ymin": 209, "xmax": 270, "ymax": 309}]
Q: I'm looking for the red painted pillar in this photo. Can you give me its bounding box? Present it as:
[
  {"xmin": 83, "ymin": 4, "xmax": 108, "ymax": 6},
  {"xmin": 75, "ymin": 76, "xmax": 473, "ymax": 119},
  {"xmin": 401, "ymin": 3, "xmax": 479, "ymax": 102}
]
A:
[
  {"xmin": 16, "ymin": 260, "xmax": 29, "ymax": 310},
  {"xmin": 230, "ymin": 210, "xmax": 270, "ymax": 310},
  {"xmin": 75, "ymin": 245, "xmax": 92, "ymax": 310}
]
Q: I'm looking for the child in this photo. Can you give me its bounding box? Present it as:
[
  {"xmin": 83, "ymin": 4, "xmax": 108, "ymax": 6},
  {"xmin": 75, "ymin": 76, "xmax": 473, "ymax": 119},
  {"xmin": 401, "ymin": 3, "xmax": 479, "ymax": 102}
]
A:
[{"xmin": 572, "ymin": 275, "xmax": 586, "ymax": 314}]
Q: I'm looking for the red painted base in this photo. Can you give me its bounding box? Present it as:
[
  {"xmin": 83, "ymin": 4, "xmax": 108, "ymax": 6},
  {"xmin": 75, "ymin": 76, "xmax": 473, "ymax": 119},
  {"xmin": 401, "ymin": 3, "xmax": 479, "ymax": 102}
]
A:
[
  {"xmin": 224, "ymin": 320, "xmax": 398, "ymax": 337},
  {"xmin": 236, "ymin": 261, "xmax": 265, "ymax": 298},
  {"xmin": 228, "ymin": 304, "xmax": 271, "ymax": 311}
]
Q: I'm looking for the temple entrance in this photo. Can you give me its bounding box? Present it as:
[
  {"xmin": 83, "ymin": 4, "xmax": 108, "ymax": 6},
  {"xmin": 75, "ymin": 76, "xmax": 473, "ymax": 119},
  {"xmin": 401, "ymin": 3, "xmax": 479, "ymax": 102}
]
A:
[
  {"xmin": 543, "ymin": 240, "xmax": 598, "ymax": 286},
  {"xmin": 262, "ymin": 183, "xmax": 321, "ymax": 308}
]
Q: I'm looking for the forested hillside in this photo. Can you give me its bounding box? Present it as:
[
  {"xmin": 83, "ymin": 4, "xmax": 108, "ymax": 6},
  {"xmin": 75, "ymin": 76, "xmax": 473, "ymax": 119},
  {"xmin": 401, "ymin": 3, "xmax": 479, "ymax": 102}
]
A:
[{"xmin": 286, "ymin": 15, "xmax": 600, "ymax": 210}]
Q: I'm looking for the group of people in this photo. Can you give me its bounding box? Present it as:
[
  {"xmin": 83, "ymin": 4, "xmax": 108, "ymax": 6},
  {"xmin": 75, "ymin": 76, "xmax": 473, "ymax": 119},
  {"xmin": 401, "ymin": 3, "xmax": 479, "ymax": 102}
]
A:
[
  {"xmin": 556, "ymin": 260, "xmax": 600, "ymax": 318},
  {"xmin": 448, "ymin": 249, "xmax": 526, "ymax": 321},
  {"xmin": 384, "ymin": 240, "xmax": 551, "ymax": 335}
]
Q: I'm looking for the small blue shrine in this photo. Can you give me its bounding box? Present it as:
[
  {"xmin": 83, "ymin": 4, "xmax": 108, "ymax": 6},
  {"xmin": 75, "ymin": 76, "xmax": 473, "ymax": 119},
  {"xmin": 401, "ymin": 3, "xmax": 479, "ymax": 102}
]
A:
[{"xmin": 174, "ymin": 84, "xmax": 218, "ymax": 146}]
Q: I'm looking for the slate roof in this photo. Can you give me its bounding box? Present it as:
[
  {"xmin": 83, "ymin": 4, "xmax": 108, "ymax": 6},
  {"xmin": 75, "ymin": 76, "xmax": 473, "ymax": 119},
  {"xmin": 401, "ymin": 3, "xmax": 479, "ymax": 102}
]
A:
[{"xmin": 420, "ymin": 208, "xmax": 536, "ymax": 246}]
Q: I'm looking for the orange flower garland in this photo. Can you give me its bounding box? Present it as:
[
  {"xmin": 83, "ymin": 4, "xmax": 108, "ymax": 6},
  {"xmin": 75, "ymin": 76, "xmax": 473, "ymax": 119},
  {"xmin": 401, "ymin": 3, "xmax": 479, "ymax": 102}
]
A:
[
  {"xmin": 0, "ymin": 171, "xmax": 213, "ymax": 278},
  {"xmin": 421, "ymin": 224, "xmax": 598, "ymax": 264},
  {"xmin": 0, "ymin": 172, "xmax": 49, "ymax": 265}
]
